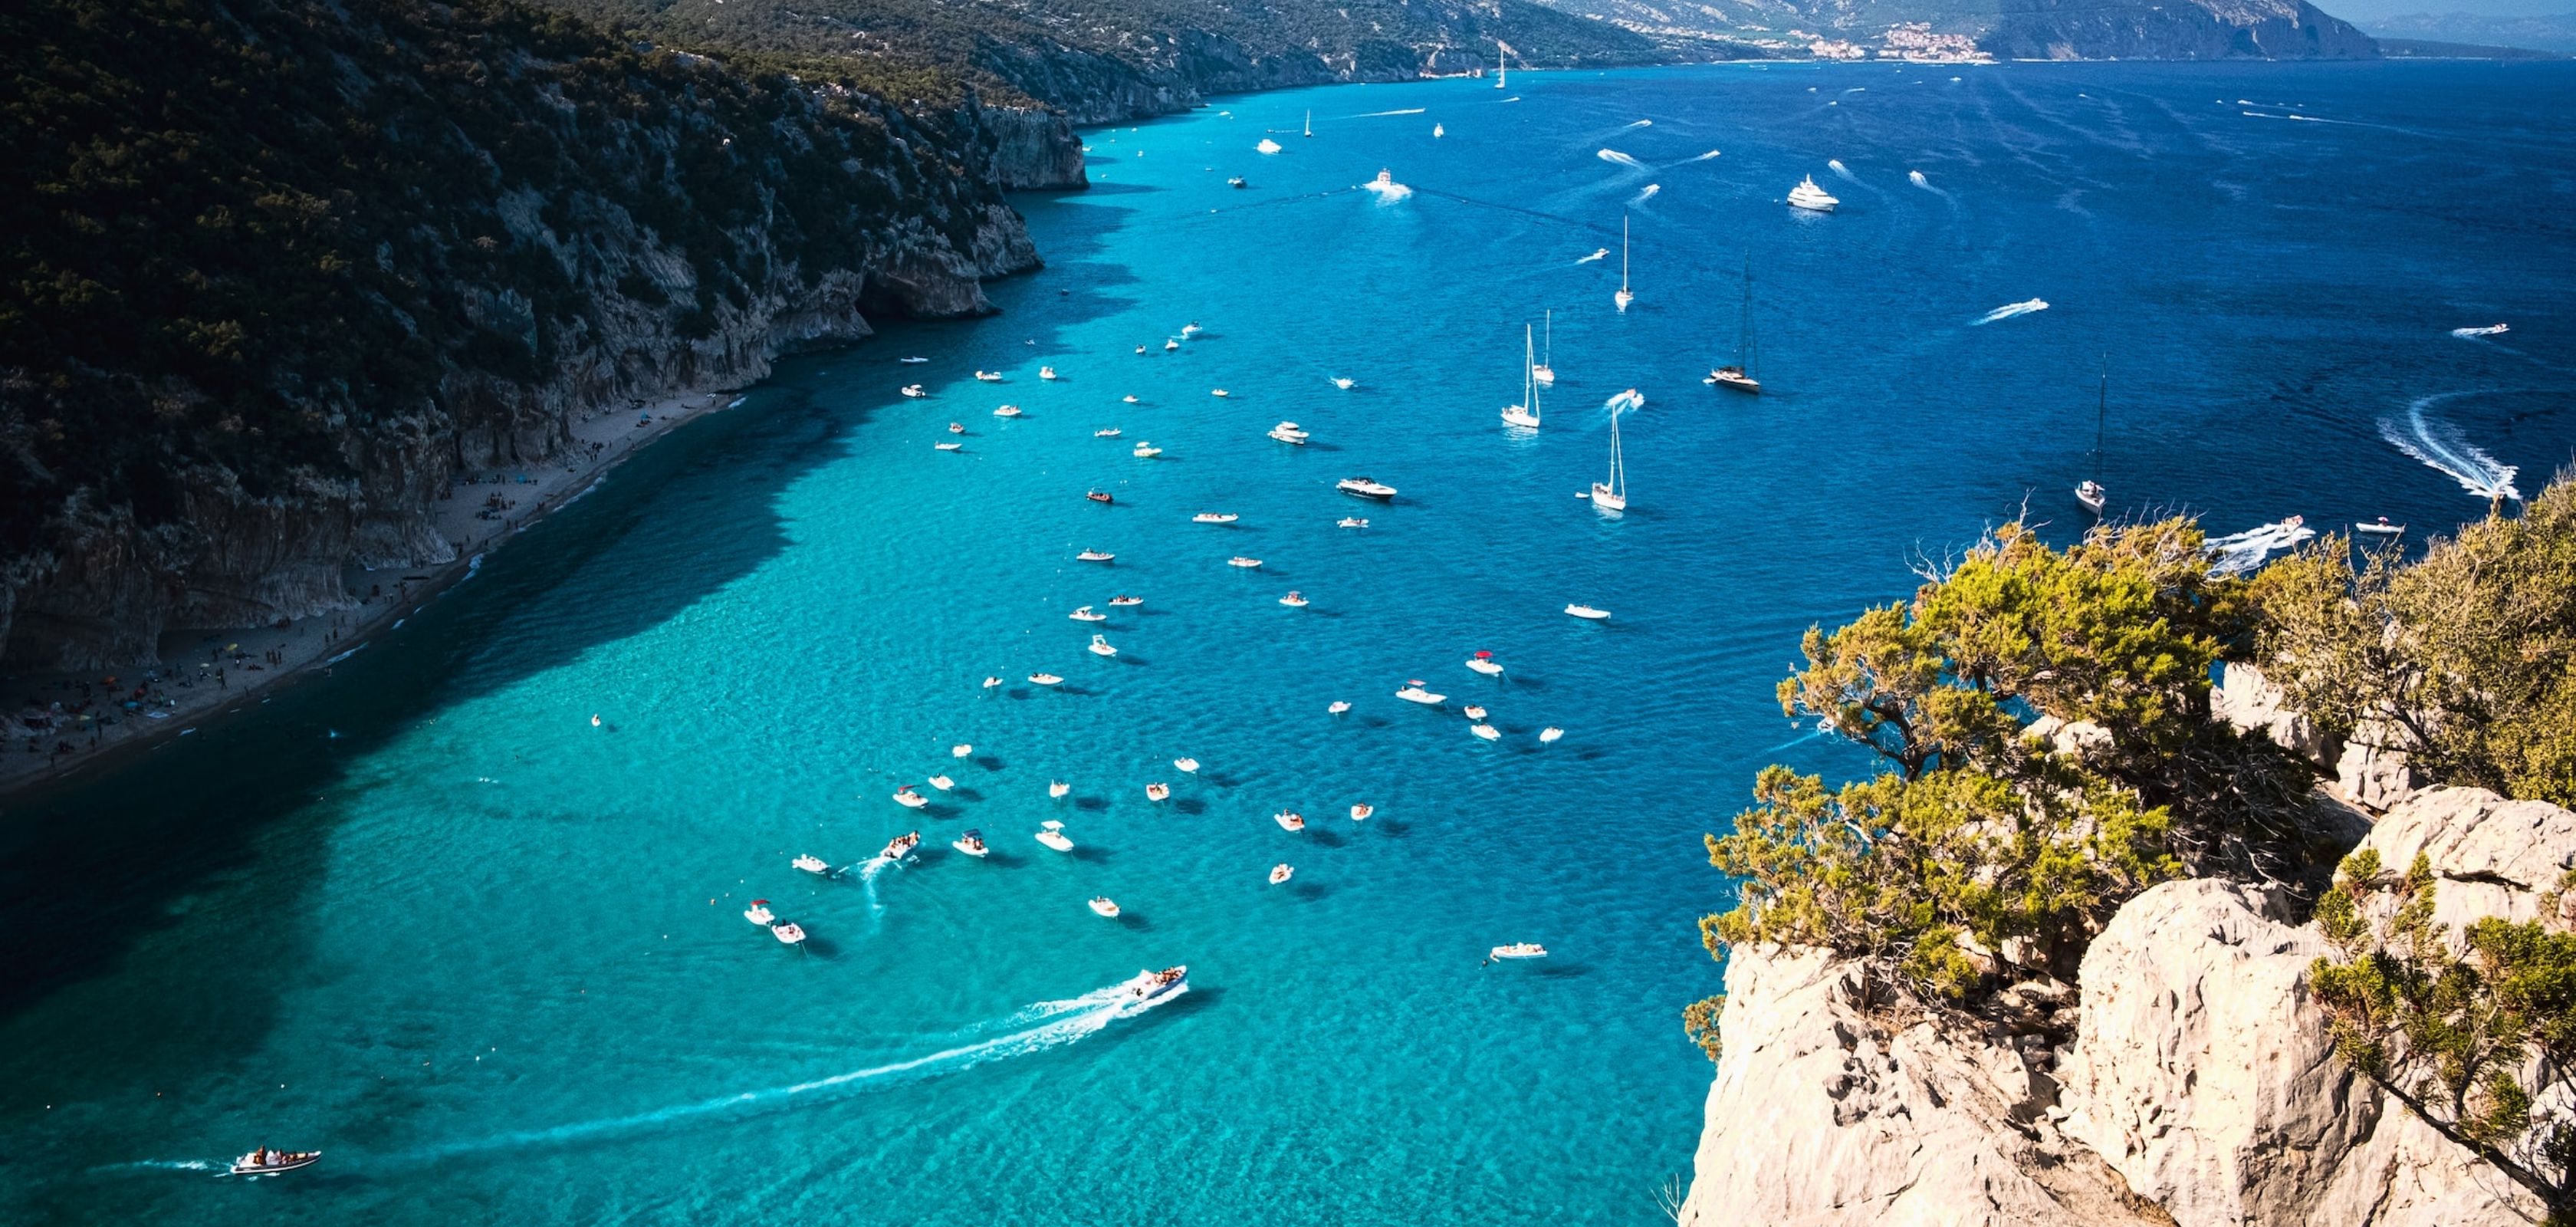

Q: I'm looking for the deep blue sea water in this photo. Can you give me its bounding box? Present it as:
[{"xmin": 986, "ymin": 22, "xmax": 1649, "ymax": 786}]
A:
[{"xmin": 2, "ymin": 60, "xmax": 2571, "ymax": 1226}]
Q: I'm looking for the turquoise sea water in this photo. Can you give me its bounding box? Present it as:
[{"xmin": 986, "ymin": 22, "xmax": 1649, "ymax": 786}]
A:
[{"xmin": 5, "ymin": 61, "xmax": 2573, "ymax": 1225}]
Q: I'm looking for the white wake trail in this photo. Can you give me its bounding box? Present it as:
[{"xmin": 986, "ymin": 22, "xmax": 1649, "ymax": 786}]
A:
[
  {"xmin": 2379, "ymin": 394, "xmax": 2522, "ymax": 501},
  {"xmin": 1632, "ymin": 183, "xmax": 1661, "ymax": 203},
  {"xmin": 1595, "ymin": 148, "xmax": 1644, "ymax": 169},
  {"xmin": 2207, "ymin": 518, "xmax": 2318, "ymax": 576},
  {"xmin": 1573, "ymin": 248, "xmax": 1609, "ymax": 265},
  {"xmin": 1685, "ymin": 149, "xmax": 1723, "ymax": 163},
  {"xmin": 1349, "ymin": 107, "xmax": 1427, "ymax": 118},
  {"xmin": 1623, "ymin": 119, "xmax": 1653, "ymax": 128},
  {"xmin": 1971, "ymin": 299, "xmax": 2049, "ymax": 325}
]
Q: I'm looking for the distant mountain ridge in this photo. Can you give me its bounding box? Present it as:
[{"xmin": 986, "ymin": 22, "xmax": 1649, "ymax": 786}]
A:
[
  {"xmin": 2363, "ymin": 9, "xmax": 2576, "ymax": 50},
  {"xmin": 1531, "ymin": 0, "xmax": 2380, "ymax": 59}
]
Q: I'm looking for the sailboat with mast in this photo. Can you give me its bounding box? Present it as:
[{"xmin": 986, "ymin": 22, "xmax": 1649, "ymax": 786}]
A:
[
  {"xmin": 1591, "ymin": 390, "xmax": 1637, "ymax": 512},
  {"xmin": 1533, "ymin": 310, "xmax": 1556, "ymax": 386},
  {"xmin": 1303, "ymin": 110, "xmax": 1313, "ymax": 139},
  {"xmin": 1710, "ymin": 256, "xmax": 1761, "ymax": 394},
  {"xmin": 1614, "ymin": 216, "xmax": 1634, "ymax": 313},
  {"xmin": 1503, "ymin": 325, "xmax": 1542, "ymax": 429},
  {"xmin": 2075, "ymin": 360, "xmax": 2108, "ymax": 513},
  {"xmin": 1495, "ymin": 44, "xmax": 1507, "ymax": 90}
]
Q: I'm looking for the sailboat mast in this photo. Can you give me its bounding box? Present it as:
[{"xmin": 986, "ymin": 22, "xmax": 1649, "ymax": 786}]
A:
[
  {"xmin": 1523, "ymin": 325, "xmax": 1534, "ymax": 409},
  {"xmin": 1608, "ymin": 400, "xmax": 1625, "ymax": 495}
]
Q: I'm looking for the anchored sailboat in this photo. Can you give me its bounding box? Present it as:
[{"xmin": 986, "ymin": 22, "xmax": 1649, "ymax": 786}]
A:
[
  {"xmin": 1614, "ymin": 215, "xmax": 1634, "ymax": 313},
  {"xmin": 1533, "ymin": 310, "xmax": 1556, "ymax": 386},
  {"xmin": 1710, "ymin": 256, "xmax": 1761, "ymax": 394},
  {"xmin": 1591, "ymin": 390, "xmax": 1636, "ymax": 512},
  {"xmin": 1303, "ymin": 110, "xmax": 1313, "ymax": 139},
  {"xmin": 1503, "ymin": 325, "xmax": 1542, "ymax": 429},
  {"xmin": 1495, "ymin": 43, "xmax": 1507, "ymax": 90},
  {"xmin": 2075, "ymin": 359, "xmax": 2108, "ymax": 513}
]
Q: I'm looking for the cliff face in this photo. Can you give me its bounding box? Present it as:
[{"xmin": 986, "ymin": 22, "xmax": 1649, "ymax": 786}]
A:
[
  {"xmin": 0, "ymin": 0, "xmax": 1063, "ymax": 671},
  {"xmin": 1679, "ymin": 786, "xmax": 2568, "ymax": 1226},
  {"xmin": 1987, "ymin": 0, "xmax": 2379, "ymax": 60}
]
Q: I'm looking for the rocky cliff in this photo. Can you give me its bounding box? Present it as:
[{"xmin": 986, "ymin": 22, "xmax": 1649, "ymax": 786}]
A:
[
  {"xmin": 0, "ymin": 0, "xmax": 1065, "ymax": 671},
  {"xmin": 1678, "ymin": 785, "xmax": 2569, "ymax": 1225},
  {"xmin": 1535, "ymin": 0, "xmax": 2377, "ymax": 60}
]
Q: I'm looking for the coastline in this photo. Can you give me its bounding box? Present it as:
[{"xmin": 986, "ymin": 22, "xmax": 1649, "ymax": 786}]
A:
[{"xmin": 0, "ymin": 384, "xmax": 748, "ymax": 801}]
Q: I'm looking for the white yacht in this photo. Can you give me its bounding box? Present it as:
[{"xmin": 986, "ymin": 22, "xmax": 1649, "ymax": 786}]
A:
[
  {"xmin": 894, "ymin": 787, "xmax": 929, "ymax": 808},
  {"xmin": 952, "ymin": 830, "xmax": 989, "ymax": 857},
  {"xmin": 1274, "ymin": 810, "xmax": 1306, "ymax": 832},
  {"xmin": 793, "ymin": 854, "xmax": 830, "ymax": 875},
  {"xmin": 1268, "ymin": 421, "xmax": 1309, "ymax": 445},
  {"xmin": 1181, "ymin": 322, "xmax": 1202, "ymax": 337},
  {"xmin": 1122, "ymin": 394, "xmax": 1140, "ymax": 403},
  {"xmin": 1165, "ymin": 338, "xmax": 1181, "ymax": 351},
  {"xmin": 1088, "ymin": 634, "xmax": 1118, "ymax": 657},
  {"xmin": 1089, "ymin": 896, "xmax": 1122, "ymax": 918},
  {"xmin": 1328, "ymin": 700, "xmax": 1352, "ymax": 714},
  {"xmin": 229, "ymin": 1148, "xmax": 324, "ymax": 1177},
  {"xmin": 1257, "ymin": 138, "xmax": 1283, "ymax": 153},
  {"xmin": 1565, "ymin": 604, "xmax": 1612, "ymax": 620},
  {"xmin": 1710, "ymin": 256, "xmax": 1763, "ymax": 394},
  {"xmin": 1590, "ymin": 390, "xmax": 1635, "ymax": 512},
  {"xmin": 1210, "ymin": 389, "xmax": 1230, "ymax": 398},
  {"xmin": 1533, "ymin": 311, "xmax": 1556, "ymax": 386},
  {"xmin": 1132, "ymin": 441, "xmax": 1164, "ymax": 459},
  {"xmin": 1337, "ymin": 518, "xmax": 1368, "ymax": 529},
  {"xmin": 2452, "ymin": 323, "xmax": 2510, "ymax": 337},
  {"xmin": 1463, "ymin": 704, "xmax": 1488, "ymax": 720},
  {"xmin": 1788, "ymin": 176, "xmax": 1839, "ymax": 212},
  {"xmin": 1036, "ymin": 821, "xmax": 1075, "ymax": 853},
  {"xmin": 934, "ymin": 442, "xmax": 963, "ymax": 452},
  {"xmin": 1076, "ymin": 550, "xmax": 1116, "ymax": 562},
  {"xmin": 1488, "ymin": 942, "xmax": 1548, "ymax": 961},
  {"xmin": 1228, "ymin": 556, "xmax": 1263, "ymax": 568},
  {"xmin": 1337, "ymin": 477, "xmax": 1398, "ymax": 500},
  {"xmin": 1539, "ymin": 726, "xmax": 1565, "ymax": 743},
  {"xmin": 1193, "ymin": 512, "xmax": 1240, "ymax": 524},
  {"xmin": 1331, "ymin": 377, "xmax": 1355, "ymax": 390},
  {"xmin": 1614, "ymin": 214, "xmax": 1635, "ymax": 312},
  {"xmin": 1502, "ymin": 324, "xmax": 1542, "ymax": 430},
  {"xmin": 2076, "ymin": 360, "xmax": 2109, "ymax": 514},
  {"xmin": 1108, "ymin": 595, "xmax": 1143, "ymax": 607},
  {"xmin": 1096, "ymin": 427, "xmax": 1123, "ymax": 437},
  {"xmin": 1395, "ymin": 684, "xmax": 1446, "ymax": 705}
]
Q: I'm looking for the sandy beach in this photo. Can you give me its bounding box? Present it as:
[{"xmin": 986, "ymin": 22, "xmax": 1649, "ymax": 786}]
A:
[{"xmin": 0, "ymin": 385, "xmax": 745, "ymax": 798}]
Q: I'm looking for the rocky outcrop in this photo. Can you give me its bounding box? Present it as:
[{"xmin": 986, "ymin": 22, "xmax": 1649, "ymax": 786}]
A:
[{"xmin": 1682, "ymin": 787, "xmax": 2573, "ymax": 1225}]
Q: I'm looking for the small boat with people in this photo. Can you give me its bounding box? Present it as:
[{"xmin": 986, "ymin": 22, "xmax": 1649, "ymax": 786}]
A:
[
  {"xmin": 894, "ymin": 787, "xmax": 930, "ymax": 808},
  {"xmin": 2452, "ymin": 323, "xmax": 2510, "ymax": 337},
  {"xmin": 1145, "ymin": 782, "xmax": 1171, "ymax": 801},
  {"xmin": 2356, "ymin": 517, "xmax": 2407, "ymax": 536},
  {"xmin": 953, "ymin": 742, "xmax": 973, "ymax": 758},
  {"xmin": 744, "ymin": 900, "xmax": 775, "ymax": 925},
  {"xmin": 1029, "ymin": 673, "xmax": 1065, "ymax": 686},
  {"xmin": 1211, "ymin": 389, "xmax": 1230, "ymax": 398},
  {"xmin": 952, "ymin": 830, "xmax": 988, "ymax": 857},
  {"xmin": 1337, "ymin": 518, "xmax": 1368, "ymax": 529},
  {"xmin": 1349, "ymin": 804, "xmax": 1373, "ymax": 821},
  {"xmin": 881, "ymin": 831, "xmax": 922, "ymax": 860},
  {"xmin": 1227, "ymin": 176, "xmax": 1247, "ymax": 189},
  {"xmin": 1089, "ymin": 634, "xmax": 1119, "ymax": 657},
  {"xmin": 1565, "ymin": 604, "xmax": 1612, "ymax": 621},
  {"xmin": 1337, "ymin": 477, "xmax": 1398, "ymax": 500},
  {"xmin": 772, "ymin": 922, "xmax": 808, "ymax": 945},
  {"xmin": 1274, "ymin": 810, "xmax": 1306, "ymax": 832},
  {"xmin": 1268, "ymin": 422, "xmax": 1309, "ymax": 445},
  {"xmin": 1122, "ymin": 965, "xmax": 1188, "ymax": 1004},
  {"xmin": 1279, "ymin": 590, "xmax": 1308, "ymax": 607},
  {"xmin": 1040, "ymin": 366, "xmax": 1059, "ymax": 380},
  {"xmin": 1132, "ymin": 442, "xmax": 1163, "ymax": 458},
  {"xmin": 901, "ymin": 384, "xmax": 926, "ymax": 398},
  {"xmin": 1228, "ymin": 556, "xmax": 1263, "ymax": 569},
  {"xmin": 1165, "ymin": 338, "xmax": 1181, "ymax": 351},
  {"xmin": 1328, "ymin": 700, "xmax": 1352, "ymax": 714},
  {"xmin": 1193, "ymin": 512, "xmax": 1240, "ymax": 525},
  {"xmin": 1181, "ymin": 322, "xmax": 1203, "ymax": 338},
  {"xmin": 1049, "ymin": 781, "xmax": 1072, "ymax": 798},
  {"xmin": 927, "ymin": 775, "xmax": 955, "ymax": 791},
  {"xmin": 935, "ymin": 442, "xmax": 963, "ymax": 452},
  {"xmin": 975, "ymin": 370, "xmax": 1004, "ymax": 382},
  {"xmin": 1175, "ymin": 757, "xmax": 1200, "ymax": 773},
  {"xmin": 1089, "ymin": 896, "xmax": 1122, "ymax": 918},
  {"xmin": 1070, "ymin": 606, "xmax": 1107, "ymax": 622},
  {"xmin": 982, "ymin": 676, "xmax": 1002, "ymax": 689},
  {"xmin": 1096, "ymin": 427, "xmax": 1124, "ymax": 437},
  {"xmin": 1086, "ymin": 490, "xmax": 1114, "ymax": 505},
  {"xmin": 1270, "ymin": 864, "xmax": 1294, "ymax": 885},
  {"xmin": 1135, "ymin": 344, "xmax": 1148, "ymax": 355},
  {"xmin": 1464, "ymin": 705, "xmax": 1488, "ymax": 720},
  {"xmin": 1466, "ymin": 652, "xmax": 1503, "ymax": 676},
  {"xmin": 1539, "ymin": 726, "xmax": 1564, "ymax": 744},
  {"xmin": 1077, "ymin": 549, "xmax": 1116, "ymax": 562},
  {"xmin": 1487, "ymin": 942, "xmax": 1547, "ymax": 962},
  {"xmin": 1395, "ymin": 683, "xmax": 1445, "ymax": 705},
  {"xmin": 1470, "ymin": 722, "xmax": 1500, "ymax": 741},
  {"xmin": 793, "ymin": 854, "xmax": 831, "ymax": 875},
  {"xmin": 948, "ymin": 422, "xmax": 965, "ymax": 434},
  {"xmin": 1037, "ymin": 820, "xmax": 1075, "ymax": 852},
  {"xmin": 1122, "ymin": 395, "xmax": 1140, "ymax": 404},
  {"xmin": 1108, "ymin": 595, "xmax": 1144, "ymax": 607},
  {"xmin": 994, "ymin": 404, "xmax": 1023, "ymax": 418},
  {"xmin": 1787, "ymin": 176, "xmax": 1839, "ymax": 212},
  {"xmin": 230, "ymin": 1147, "xmax": 322, "ymax": 1176}
]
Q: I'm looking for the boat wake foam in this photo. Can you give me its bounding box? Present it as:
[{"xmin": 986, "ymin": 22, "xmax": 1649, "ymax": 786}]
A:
[
  {"xmin": 380, "ymin": 981, "xmax": 1180, "ymax": 1166},
  {"xmin": 2380, "ymin": 394, "xmax": 2521, "ymax": 502},
  {"xmin": 1970, "ymin": 298, "xmax": 2049, "ymax": 325},
  {"xmin": 1573, "ymin": 248, "xmax": 1609, "ymax": 264},
  {"xmin": 1623, "ymin": 119, "xmax": 1653, "ymax": 128},
  {"xmin": 1595, "ymin": 148, "xmax": 1644, "ymax": 169},
  {"xmin": 1908, "ymin": 169, "xmax": 1944, "ymax": 196},
  {"xmin": 1350, "ymin": 107, "xmax": 1428, "ymax": 118},
  {"xmin": 1631, "ymin": 183, "xmax": 1661, "ymax": 203},
  {"xmin": 1362, "ymin": 176, "xmax": 1413, "ymax": 203},
  {"xmin": 90, "ymin": 1159, "xmax": 219, "ymax": 1176},
  {"xmin": 2207, "ymin": 518, "xmax": 2318, "ymax": 576},
  {"xmin": 1605, "ymin": 389, "xmax": 1646, "ymax": 416}
]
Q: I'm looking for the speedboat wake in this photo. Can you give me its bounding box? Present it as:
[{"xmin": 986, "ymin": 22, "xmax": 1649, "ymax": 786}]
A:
[
  {"xmin": 1574, "ymin": 248, "xmax": 1610, "ymax": 264},
  {"xmin": 1605, "ymin": 388, "xmax": 1646, "ymax": 416},
  {"xmin": 1971, "ymin": 298, "xmax": 2049, "ymax": 325},
  {"xmin": 2207, "ymin": 518, "xmax": 2317, "ymax": 576},
  {"xmin": 1350, "ymin": 107, "xmax": 1428, "ymax": 118},
  {"xmin": 1595, "ymin": 148, "xmax": 1644, "ymax": 169},
  {"xmin": 2380, "ymin": 393, "xmax": 2521, "ymax": 502},
  {"xmin": 1684, "ymin": 149, "xmax": 1723, "ymax": 163},
  {"xmin": 1631, "ymin": 183, "xmax": 1661, "ymax": 203}
]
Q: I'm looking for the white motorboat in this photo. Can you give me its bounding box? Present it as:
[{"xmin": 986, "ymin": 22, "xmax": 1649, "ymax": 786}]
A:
[
  {"xmin": 1395, "ymin": 685, "xmax": 1446, "ymax": 705},
  {"xmin": 1070, "ymin": 606, "xmax": 1108, "ymax": 622},
  {"xmin": 1349, "ymin": 804, "xmax": 1373, "ymax": 821},
  {"xmin": 1122, "ymin": 394, "xmax": 1140, "ymax": 404},
  {"xmin": 1089, "ymin": 896, "xmax": 1122, "ymax": 918},
  {"xmin": 794, "ymin": 854, "xmax": 831, "ymax": 875},
  {"xmin": 1328, "ymin": 700, "xmax": 1352, "ymax": 714},
  {"xmin": 1175, "ymin": 757, "xmax": 1201, "ymax": 773},
  {"xmin": 993, "ymin": 404, "xmax": 1022, "ymax": 418},
  {"xmin": 900, "ymin": 384, "xmax": 926, "ymax": 398},
  {"xmin": 2356, "ymin": 517, "xmax": 2407, "ymax": 536},
  {"xmin": 1787, "ymin": 176, "xmax": 1838, "ymax": 212},
  {"xmin": 1135, "ymin": 344, "xmax": 1147, "ymax": 354},
  {"xmin": 1040, "ymin": 366, "xmax": 1059, "ymax": 380},
  {"xmin": 1096, "ymin": 427, "xmax": 1123, "ymax": 437},
  {"xmin": 1267, "ymin": 422, "xmax": 1309, "ymax": 445},
  {"xmin": 900, "ymin": 357, "xmax": 928, "ymax": 363},
  {"xmin": 1434, "ymin": 122, "xmax": 1445, "ymax": 138},
  {"xmin": 1193, "ymin": 512, "xmax": 1240, "ymax": 524},
  {"xmin": 1337, "ymin": 518, "xmax": 1368, "ymax": 529},
  {"xmin": 1145, "ymin": 782, "xmax": 1171, "ymax": 801},
  {"xmin": 1258, "ymin": 137, "xmax": 1283, "ymax": 153},
  {"xmin": 949, "ymin": 422, "xmax": 965, "ymax": 434},
  {"xmin": 1565, "ymin": 604, "xmax": 1612, "ymax": 621},
  {"xmin": 1470, "ymin": 723, "xmax": 1500, "ymax": 741},
  {"xmin": 935, "ymin": 442, "xmax": 963, "ymax": 452},
  {"xmin": 1228, "ymin": 556, "xmax": 1263, "ymax": 568},
  {"xmin": 1210, "ymin": 389, "xmax": 1230, "ymax": 398},
  {"xmin": 1466, "ymin": 653, "xmax": 1503, "ymax": 676},
  {"xmin": 2075, "ymin": 480, "xmax": 2106, "ymax": 513},
  {"xmin": 894, "ymin": 787, "xmax": 929, "ymax": 808},
  {"xmin": 1539, "ymin": 726, "xmax": 1565, "ymax": 743},
  {"xmin": 1274, "ymin": 810, "xmax": 1306, "ymax": 832},
  {"xmin": 2076, "ymin": 360, "xmax": 2110, "ymax": 514},
  {"xmin": 1279, "ymin": 591, "xmax": 1308, "ymax": 607},
  {"xmin": 1108, "ymin": 595, "xmax": 1144, "ymax": 607},
  {"xmin": 1049, "ymin": 781, "xmax": 1072, "ymax": 798},
  {"xmin": 2452, "ymin": 323, "xmax": 2510, "ymax": 337},
  {"xmin": 1503, "ymin": 323, "xmax": 1543, "ymax": 429},
  {"xmin": 974, "ymin": 370, "xmax": 1004, "ymax": 382},
  {"xmin": 1133, "ymin": 442, "xmax": 1163, "ymax": 458},
  {"xmin": 952, "ymin": 830, "xmax": 989, "ymax": 857},
  {"xmin": 982, "ymin": 676, "xmax": 1003, "ymax": 689},
  {"xmin": 1089, "ymin": 634, "xmax": 1119, "ymax": 657},
  {"xmin": 1165, "ymin": 338, "xmax": 1181, "ymax": 351},
  {"xmin": 1463, "ymin": 705, "xmax": 1488, "ymax": 720},
  {"xmin": 1270, "ymin": 864, "xmax": 1294, "ymax": 884},
  {"xmin": 1591, "ymin": 390, "xmax": 1633, "ymax": 512},
  {"xmin": 1488, "ymin": 942, "xmax": 1547, "ymax": 961},
  {"xmin": 927, "ymin": 775, "xmax": 955, "ymax": 791},
  {"xmin": 1614, "ymin": 214, "xmax": 1635, "ymax": 312},
  {"xmin": 1122, "ymin": 965, "xmax": 1188, "ymax": 1004},
  {"xmin": 1338, "ymin": 477, "xmax": 1398, "ymax": 500},
  {"xmin": 1076, "ymin": 550, "xmax": 1116, "ymax": 562},
  {"xmin": 1331, "ymin": 377, "xmax": 1355, "ymax": 390},
  {"xmin": 744, "ymin": 900, "xmax": 775, "ymax": 925},
  {"xmin": 1711, "ymin": 256, "xmax": 1763, "ymax": 393},
  {"xmin": 1036, "ymin": 820, "xmax": 1075, "ymax": 852},
  {"xmin": 229, "ymin": 1148, "xmax": 322, "ymax": 1176},
  {"xmin": 1029, "ymin": 673, "xmax": 1065, "ymax": 686},
  {"xmin": 1533, "ymin": 310, "xmax": 1556, "ymax": 386},
  {"xmin": 881, "ymin": 831, "xmax": 922, "ymax": 860},
  {"xmin": 1181, "ymin": 322, "xmax": 1202, "ymax": 337},
  {"xmin": 772, "ymin": 922, "xmax": 808, "ymax": 945}
]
